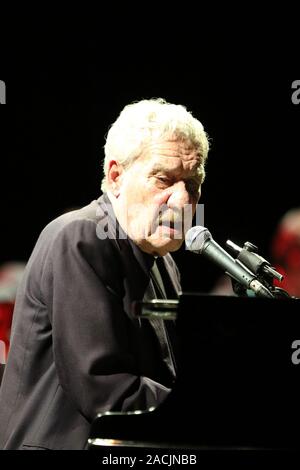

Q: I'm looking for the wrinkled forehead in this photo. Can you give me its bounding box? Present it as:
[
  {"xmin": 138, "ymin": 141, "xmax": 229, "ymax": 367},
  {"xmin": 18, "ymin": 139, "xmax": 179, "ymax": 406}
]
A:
[{"xmin": 141, "ymin": 138, "xmax": 202, "ymax": 174}]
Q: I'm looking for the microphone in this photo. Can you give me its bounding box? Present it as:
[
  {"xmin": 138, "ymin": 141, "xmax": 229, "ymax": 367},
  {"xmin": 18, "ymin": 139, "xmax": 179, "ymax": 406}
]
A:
[{"xmin": 185, "ymin": 226, "xmax": 274, "ymax": 298}]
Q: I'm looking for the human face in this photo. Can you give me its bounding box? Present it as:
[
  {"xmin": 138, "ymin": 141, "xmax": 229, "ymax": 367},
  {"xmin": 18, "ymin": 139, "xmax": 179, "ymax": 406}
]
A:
[{"xmin": 112, "ymin": 138, "xmax": 202, "ymax": 256}]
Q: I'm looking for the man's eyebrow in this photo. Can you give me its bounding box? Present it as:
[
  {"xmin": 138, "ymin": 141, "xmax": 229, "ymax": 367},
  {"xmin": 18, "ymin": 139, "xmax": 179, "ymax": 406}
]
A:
[
  {"xmin": 149, "ymin": 164, "xmax": 167, "ymax": 173},
  {"xmin": 150, "ymin": 165, "xmax": 202, "ymax": 180}
]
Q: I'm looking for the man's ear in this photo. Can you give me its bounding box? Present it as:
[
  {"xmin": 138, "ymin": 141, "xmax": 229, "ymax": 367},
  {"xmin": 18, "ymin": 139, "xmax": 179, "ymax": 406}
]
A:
[{"xmin": 107, "ymin": 160, "xmax": 124, "ymax": 197}]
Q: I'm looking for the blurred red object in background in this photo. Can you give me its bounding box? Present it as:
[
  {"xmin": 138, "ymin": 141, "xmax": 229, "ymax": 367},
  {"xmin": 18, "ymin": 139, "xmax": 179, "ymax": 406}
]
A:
[
  {"xmin": 0, "ymin": 262, "xmax": 26, "ymax": 364},
  {"xmin": 0, "ymin": 302, "xmax": 14, "ymax": 364}
]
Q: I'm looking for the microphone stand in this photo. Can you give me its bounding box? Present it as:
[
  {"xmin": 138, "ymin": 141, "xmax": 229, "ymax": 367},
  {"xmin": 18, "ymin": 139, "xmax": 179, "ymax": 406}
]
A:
[{"xmin": 226, "ymin": 240, "xmax": 294, "ymax": 299}]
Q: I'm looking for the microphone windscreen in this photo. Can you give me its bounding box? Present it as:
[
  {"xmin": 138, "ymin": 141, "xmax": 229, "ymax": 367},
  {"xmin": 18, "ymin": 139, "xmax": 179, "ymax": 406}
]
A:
[{"xmin": 185, "ymin": 226, "xmax": 212, "ymax": 253}]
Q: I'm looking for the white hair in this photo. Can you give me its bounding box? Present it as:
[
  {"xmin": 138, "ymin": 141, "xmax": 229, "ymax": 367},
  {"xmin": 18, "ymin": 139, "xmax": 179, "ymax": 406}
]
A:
[{"xmin": 101, "ymin": 98, "xmax": 210, "ymax": 192}]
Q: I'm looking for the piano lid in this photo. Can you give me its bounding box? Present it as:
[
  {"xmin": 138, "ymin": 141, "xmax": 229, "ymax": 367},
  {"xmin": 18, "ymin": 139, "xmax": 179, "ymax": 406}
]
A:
[{"xmin": 89, "ymin": 294, "xmax": 300, "ymax": 450}]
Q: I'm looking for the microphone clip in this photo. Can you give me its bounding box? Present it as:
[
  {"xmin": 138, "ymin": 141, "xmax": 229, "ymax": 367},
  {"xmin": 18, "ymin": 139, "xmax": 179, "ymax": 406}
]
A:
[{"xmin": 226, "ymin": 240, "xmax": 291, "ymax": 299}]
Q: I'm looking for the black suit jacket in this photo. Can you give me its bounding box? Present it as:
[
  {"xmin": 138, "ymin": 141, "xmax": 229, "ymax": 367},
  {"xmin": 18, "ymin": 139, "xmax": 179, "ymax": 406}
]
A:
[{"xmin": 0, "ymin": 194, "xmax": 181, "ymax": 449}]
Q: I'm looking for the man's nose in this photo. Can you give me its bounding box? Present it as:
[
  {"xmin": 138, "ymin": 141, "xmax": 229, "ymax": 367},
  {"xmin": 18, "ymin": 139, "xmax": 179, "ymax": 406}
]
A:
[{"xmin": 167, "ymin": 181, "xmax": 191, "ymax": 210}]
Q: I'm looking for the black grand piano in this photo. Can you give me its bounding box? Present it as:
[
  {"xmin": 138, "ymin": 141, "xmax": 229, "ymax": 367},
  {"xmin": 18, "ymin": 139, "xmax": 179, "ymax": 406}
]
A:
[{"xmin": 88, "ymin": 294, "xmax": 300, "ymax": 452}]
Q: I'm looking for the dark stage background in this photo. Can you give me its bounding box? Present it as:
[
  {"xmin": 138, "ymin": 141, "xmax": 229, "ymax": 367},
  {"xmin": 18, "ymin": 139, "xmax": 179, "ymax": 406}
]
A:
[{"xmin": 0, "ymin": 39, "xmax": 299, "ymax": 293}]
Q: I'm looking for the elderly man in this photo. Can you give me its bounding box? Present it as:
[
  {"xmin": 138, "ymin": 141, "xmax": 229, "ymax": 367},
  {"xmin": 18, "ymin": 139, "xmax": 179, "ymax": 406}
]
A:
[{"xmin": 0, "ymin": 98, "xmax": 209, "ymax": 449}]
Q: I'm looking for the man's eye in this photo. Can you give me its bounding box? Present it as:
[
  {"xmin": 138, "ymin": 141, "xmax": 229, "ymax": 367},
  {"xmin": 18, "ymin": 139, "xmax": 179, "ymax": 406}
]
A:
[{"xmin": 156, "ymin": 176, "xmax": 169, "ymax": 185}]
